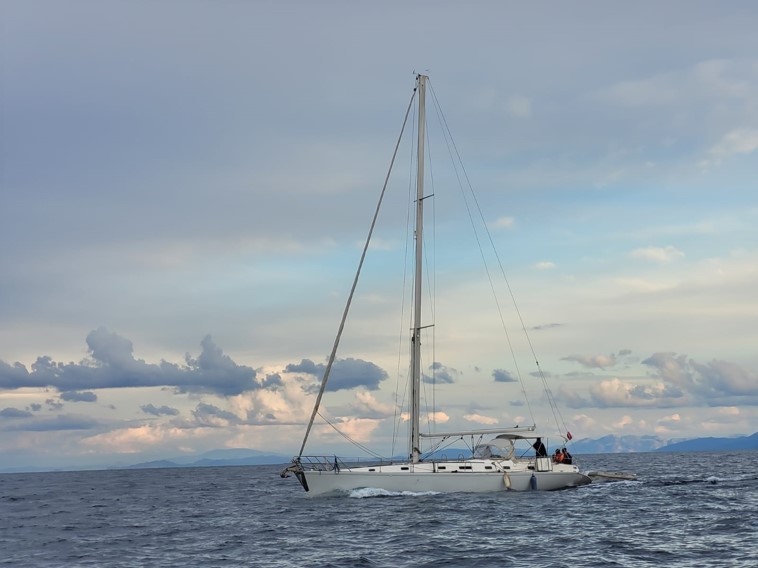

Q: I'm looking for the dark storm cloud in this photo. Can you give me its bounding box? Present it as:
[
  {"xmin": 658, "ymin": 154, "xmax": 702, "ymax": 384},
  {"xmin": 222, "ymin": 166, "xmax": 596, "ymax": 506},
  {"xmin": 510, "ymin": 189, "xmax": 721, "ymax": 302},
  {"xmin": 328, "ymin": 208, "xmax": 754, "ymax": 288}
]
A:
[
  {"xmin": 60, "ymin": 391, "xmax": 97, "ymax": 402},
  {"xmin": 140, "ymin": 403, "xmax": 179, "ymax": 417},
  {"xmin": 0, "ymin": 407, "xmax": 33, "ymax": 419},
  {"xmin": 492, "ymin": 369, "xmax": 517, "ymax": 383},
  {"xmin": 0, "ymin": 328, "xmax": 264, "ymax": 396},
  {"xmin": 286, "ymin": 358, "xmax": 387, "ymax": 391},
  {"xmin": 423, "ymin": 362, "xmax": 457, "ymax": 384},
  {"xmin": 260, "ymin": 373, "xmax": 283, "ymax": 389},
  {"xmin": 191, "ymin": 402, "xmax": 240, "ymax": 427},
  {"xmin": 285, "ymin": 359, "xmax": 320, "ymax": 375}
]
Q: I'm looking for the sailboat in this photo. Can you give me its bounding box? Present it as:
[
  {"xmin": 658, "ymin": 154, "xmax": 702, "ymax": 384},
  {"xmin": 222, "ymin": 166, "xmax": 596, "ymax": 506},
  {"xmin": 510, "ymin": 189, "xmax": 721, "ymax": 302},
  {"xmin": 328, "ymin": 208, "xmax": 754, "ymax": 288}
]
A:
[{"xmin": 281, "ymin": 74, "xmax": 591, "ymax": 495}]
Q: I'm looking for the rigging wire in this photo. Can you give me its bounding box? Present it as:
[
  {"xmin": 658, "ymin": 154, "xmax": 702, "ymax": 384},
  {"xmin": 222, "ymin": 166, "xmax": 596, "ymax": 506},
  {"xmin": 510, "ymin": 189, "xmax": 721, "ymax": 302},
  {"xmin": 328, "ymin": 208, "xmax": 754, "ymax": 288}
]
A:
[
  {"xmin": 298, "ymin": 85, "xmax": 418, "ymax": 457},
  {"xmin": 426, "ymin": 79, "xmax": 538, "ymax": 429},
  {"xmin": 317, "ymin": 412, "xmax": 385, "ymax": 460},
  {"xmin": 390, "ymin": 98, "xmax": 418, "ymax": 458},
  {"xmin": 426, "ymin": 115, "xmax": 438, "ymax": 435},
  {"xmin": 427, "ymin": 79, "xmax": 569, "ymax": 438},
  {"xmin": 421, "ymin": 110, "xmax": 438, "ymax": 441}
]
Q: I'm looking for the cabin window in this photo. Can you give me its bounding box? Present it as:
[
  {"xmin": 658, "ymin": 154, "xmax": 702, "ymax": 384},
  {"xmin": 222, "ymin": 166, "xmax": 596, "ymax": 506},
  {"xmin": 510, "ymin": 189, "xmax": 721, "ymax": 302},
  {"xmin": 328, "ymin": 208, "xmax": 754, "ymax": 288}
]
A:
[
  {"xmin": 438, "ymin": 466, "xmax": 446, "ymax": 470},
  {"xmin": 485, "ymin": 466, "xmax": 493, "ymax": 470},
  {"xmin": 400, "ymin": 466, "xmax": 409, "ymax": 471},
  {"xmin": 368, "ymin": 469, "xmax": 375, "ymax": 472}
]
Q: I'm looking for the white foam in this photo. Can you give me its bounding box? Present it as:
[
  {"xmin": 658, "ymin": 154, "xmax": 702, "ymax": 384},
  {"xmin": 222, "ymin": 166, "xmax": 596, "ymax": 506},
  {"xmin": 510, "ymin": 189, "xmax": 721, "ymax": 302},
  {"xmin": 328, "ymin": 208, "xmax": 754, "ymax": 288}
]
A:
[{"xmin": 348, "ymin": 487, "xmax": 441, "ymax": 498}]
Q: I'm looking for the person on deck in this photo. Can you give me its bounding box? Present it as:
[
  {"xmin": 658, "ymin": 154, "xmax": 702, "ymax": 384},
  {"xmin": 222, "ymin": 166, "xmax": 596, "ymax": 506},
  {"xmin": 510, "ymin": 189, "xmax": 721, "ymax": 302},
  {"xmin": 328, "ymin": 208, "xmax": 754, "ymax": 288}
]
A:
[
  {"xmin": 533, "ymin": 437, "xmax": 547, "ymax": 457},
  {"xmin": 553, "ymin": 449, "xmax": 564, "ymax": 463},
  {"xmin": 561, "ymin": 448, "xmax": 573, "ymax": 465}
]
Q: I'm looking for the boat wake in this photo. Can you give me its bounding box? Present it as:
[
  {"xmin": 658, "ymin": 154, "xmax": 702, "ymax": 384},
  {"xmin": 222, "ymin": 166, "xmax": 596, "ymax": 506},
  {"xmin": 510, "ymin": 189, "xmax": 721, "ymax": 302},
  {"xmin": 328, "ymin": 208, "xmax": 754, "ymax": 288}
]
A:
[
  {"xmin": 587, "ymin": 470, "xmax": 638, "ymax": 482},
  {"xmin": 654, "ymin": 476, "xmax": 735, "ymax": 487},
  {"xmin": 348, "ymin": 487, "xmax": 441, "ymax": 499}
]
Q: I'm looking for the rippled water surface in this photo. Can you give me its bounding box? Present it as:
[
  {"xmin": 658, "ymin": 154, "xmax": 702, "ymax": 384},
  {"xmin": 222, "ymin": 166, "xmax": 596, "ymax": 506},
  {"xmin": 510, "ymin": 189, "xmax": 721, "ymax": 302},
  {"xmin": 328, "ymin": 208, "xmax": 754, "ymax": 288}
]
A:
[{"xmin": 2, "ymin": 452, "xmax": 757, "ymax": 567}]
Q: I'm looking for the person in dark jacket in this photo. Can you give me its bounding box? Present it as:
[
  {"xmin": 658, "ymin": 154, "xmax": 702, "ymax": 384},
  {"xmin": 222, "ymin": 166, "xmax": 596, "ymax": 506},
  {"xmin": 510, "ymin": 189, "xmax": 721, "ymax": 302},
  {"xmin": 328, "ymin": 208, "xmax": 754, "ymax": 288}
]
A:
[{"xmin": 532, "ymin": 437, "xmax": 547, "ymax": 457}]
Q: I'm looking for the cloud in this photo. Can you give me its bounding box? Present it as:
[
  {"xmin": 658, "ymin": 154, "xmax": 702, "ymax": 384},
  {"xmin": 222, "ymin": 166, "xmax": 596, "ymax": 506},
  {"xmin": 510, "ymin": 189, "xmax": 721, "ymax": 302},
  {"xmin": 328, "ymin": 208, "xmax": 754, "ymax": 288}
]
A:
[
  {"xmin": 463, "ymin": 413, "xmax": 499, "ymax": 425},
  {"xmin": 701, "ymin": 128, "xmax": 758, "ymax": 170},
  {"xmin": 348, "ymin": 391, "xmax": 394, "ymax": 419},
  {"xmin": 535, "ymin": 261, "xmax": 555, "ymax": 270},
  {"xmin": 563, "ymin": 353, "xmax": 618, "ymax": 369},
  {"xmin": 643, "ymin": 352, "xmax": 758, "ymax": 399},
  {"xmin": 601, "ymin": 78, "xmax": 678, "ymax": 107},
  {"xmin": 140, "ymin": 404, "xmax": 180, "ymax": 417},
  {"xmin": 599, "ymin": 58, "xmax": 758, "ymax": 108},
  {"xmin": 0, "ymin": 362, "xmax": 28, "ymax": 385},
  {"xmin": 530, "ymin": 323, "xmax": 563, "ymax": 331},
  {"xmin": 629, "ymin": 245, "xmax": 685, "ymax": 263},
  {"xmin": 718, "ymin": 406, "xmax": 740, "ymax": 417},
  {"xmin": 490, "ymin": 216, "xmax": 515, "ymax": 230},
  {"xmin": 326, "ymin": 418, "xmax": 382, "ymax": 444},
  {"xmin": 285, "ymin": 359, "xmax": 320, "ymax": 375},
  {"xmin": 710, "ymin": 128, "xmax": 758, "ymax": 156},
  {"xmin": 423, "ymin": 362, "xmax": 458, "ymax": 384},
  {"xmin": 0, "ymin": 407, "xmax": 34, "ymax": 419},
  {"xmin": 654, "ymin": 413, "xmax": 684, "ymax": 434},
  {"xmin": 80, "ymin": 423, "xmax": 199, "ymax": 454},
  {"xmin": 400, "ymin": 410, "xmax": 449, "ymax": 424},
  {"xmin": 474, "ymin": 90, "xmax": 531, "ymax": 119},
  {"xmin": 563, "ymin": 352, "xmax": 758, "ymax": 409},
  {"xmin": 285, "ymin": 357, "xmax": 387, "ymax": 391},
  {"xmin": 60, "ymin": 391, "xmax": 98, "ymax": 402},
  {"xmin": 613, "ymin": 415, "xmax": 634, "ymax": 429},
  {"xmin": 596, "ymin": 378, "xmax": 685, "ymax": 407},
  {"xmin": 504, "ymin": 95, "xmax": 532, "ymax": 118},
  {"xmin": 260, "ymin": 374, "xmax": 283, "ymax": 389},
  {"xmin": 0, "ymin": 328, "xmax": 261, "ymax": 396},
  {"xmin": 0, "ymin": 414, "xmax": 100, "ymax": 432},
  {"xmin": 492, "ymin": 369, "xmax": 517, "ymax": 383},
  {"xmin": 190, "ymin": 402, "xmax": 241, "ymax": 428}
]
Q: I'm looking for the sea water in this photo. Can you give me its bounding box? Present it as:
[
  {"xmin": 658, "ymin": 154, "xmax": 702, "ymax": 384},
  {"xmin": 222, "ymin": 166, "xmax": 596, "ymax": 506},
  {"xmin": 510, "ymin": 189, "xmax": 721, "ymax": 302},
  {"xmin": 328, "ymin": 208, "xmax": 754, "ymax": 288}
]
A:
[{"xmin": 1, "ymin": 451, "xmax": 756, "ymax": 567}]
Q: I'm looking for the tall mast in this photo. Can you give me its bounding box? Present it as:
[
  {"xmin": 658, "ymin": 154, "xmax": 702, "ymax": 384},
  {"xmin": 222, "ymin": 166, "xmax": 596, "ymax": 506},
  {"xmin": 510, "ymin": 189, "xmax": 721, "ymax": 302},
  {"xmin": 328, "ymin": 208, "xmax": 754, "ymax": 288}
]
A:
[{"xmin": 410, "ymin": 74, "xmax": 427, "ymax": 464}]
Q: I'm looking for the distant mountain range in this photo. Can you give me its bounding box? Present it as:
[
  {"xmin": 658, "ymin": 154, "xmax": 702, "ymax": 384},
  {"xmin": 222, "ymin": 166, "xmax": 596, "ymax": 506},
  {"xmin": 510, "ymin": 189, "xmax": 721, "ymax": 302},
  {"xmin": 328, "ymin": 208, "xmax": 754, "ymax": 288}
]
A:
[
  {"xmin": 569, "ymin": 432, "xmax": 758, "ymax": 454},
  {"xmin": 3, "ymin": 434, "xmax": 756, "ymax": 474},
  {"xmin": 654, "ymin": 432, "xmax": 758, "ymax": 452},
  {"xmin": 123, "ymin": 433, "xmax": 758, "ymax": 470},
  {"xmin": 125, "ymin": 448, "xmax": 291, "ymax": 469}
]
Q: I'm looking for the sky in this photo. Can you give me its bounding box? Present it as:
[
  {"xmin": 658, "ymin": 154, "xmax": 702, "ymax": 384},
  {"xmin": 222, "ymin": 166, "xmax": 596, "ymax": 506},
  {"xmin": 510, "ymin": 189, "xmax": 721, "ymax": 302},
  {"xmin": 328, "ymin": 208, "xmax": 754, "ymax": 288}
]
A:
[{"xmin": 1, "ymin": 0, "xmax": 757, "ymax": 470}]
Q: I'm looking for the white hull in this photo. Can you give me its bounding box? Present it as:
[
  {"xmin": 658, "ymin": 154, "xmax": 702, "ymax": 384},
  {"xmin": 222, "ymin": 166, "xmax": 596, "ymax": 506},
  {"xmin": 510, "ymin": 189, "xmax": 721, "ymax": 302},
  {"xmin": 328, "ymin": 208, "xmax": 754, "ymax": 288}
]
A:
[{"xmin": 296, "ymin": 460, "xmax": 591, "ymax": 496}]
